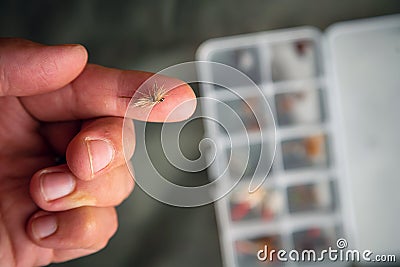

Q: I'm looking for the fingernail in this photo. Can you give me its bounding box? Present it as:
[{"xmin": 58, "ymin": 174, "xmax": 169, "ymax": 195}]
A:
[
  {"xmin": 86, "ymin": 138, "xmax": 114, "ymax": 175},
  {"xmin": 40, "ymin": 171, "xmax": 76, "ymax": 201},
  {"xmin": 32, "ymin": 214, "xmax": 58, "ymax": 239}
]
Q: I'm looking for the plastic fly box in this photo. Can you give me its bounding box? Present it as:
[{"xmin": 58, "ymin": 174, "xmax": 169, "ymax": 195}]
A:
[{"xmin": 196, "ymin": 14, "xmax": 400, "ymax": 267}]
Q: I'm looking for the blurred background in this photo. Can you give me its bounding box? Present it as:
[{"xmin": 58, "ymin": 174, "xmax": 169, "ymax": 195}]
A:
[{"xmin": 1, "ymin": 1, "xmax": 400, "ymax": 266}]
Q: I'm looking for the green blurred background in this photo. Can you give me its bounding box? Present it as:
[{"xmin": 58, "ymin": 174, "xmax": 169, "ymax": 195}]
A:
[{"xmin": 1, "ymin": 1, "xmax": 399, "ymax": 266}]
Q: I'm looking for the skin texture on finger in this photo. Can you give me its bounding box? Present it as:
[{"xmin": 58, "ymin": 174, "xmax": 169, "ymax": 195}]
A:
[
  {"xmin": 20, "ymin": 64, "xmax": 197, "ymax": 122},
  {"xmin": 30, "ymin": 164, "xmax": 134, "ymax": 211},
  {"xmin": 27, "ymin": 207, "xmax": 117, "ymax": 250},
  {"xmin": 0, "ymin": 38, "xmax": 87, "ymax": 97},
  {"xmin": 0, "ymin": 96, "xmax": 43, "ymax": 157},
  {"xmin": 65, "ymin": 117, "xmax": 134, "ymax": 180}
]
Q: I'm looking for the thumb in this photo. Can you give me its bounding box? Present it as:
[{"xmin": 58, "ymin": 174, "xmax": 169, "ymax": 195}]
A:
[{"xmin": 0, "ymin": 38, "xmax": 88, "ymax": 97}]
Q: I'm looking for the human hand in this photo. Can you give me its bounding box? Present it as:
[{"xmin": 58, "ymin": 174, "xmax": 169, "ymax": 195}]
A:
[{"xmin": 0, "ymin": 38, "xmax": 195, "ymax": 266}]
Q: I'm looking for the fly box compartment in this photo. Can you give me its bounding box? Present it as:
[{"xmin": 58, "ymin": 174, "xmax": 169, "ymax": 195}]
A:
[{"xmin": 196, "ymin": 14, "xmax": 400, "ymax": 267}]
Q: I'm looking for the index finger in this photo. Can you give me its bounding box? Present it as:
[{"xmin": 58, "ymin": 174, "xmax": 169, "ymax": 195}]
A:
[{"xmin": 20, "ymin": 64, "xmax": 196, "ymax": 122}]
